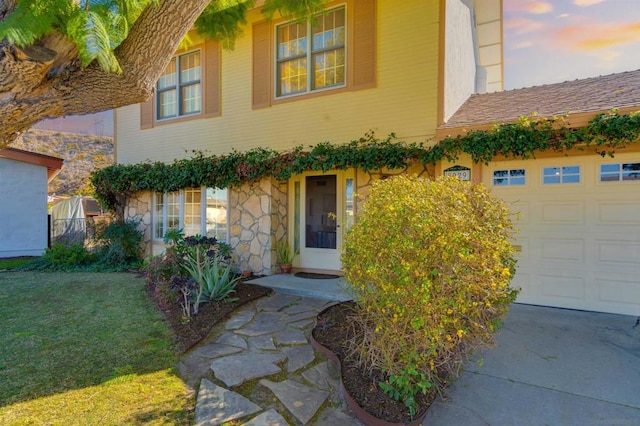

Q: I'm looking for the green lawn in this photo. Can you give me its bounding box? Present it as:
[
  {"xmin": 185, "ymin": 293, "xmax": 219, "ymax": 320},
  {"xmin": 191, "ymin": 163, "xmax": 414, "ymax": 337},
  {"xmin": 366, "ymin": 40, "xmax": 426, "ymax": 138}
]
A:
[
  {"xmin": 0, "ymin": 258, "xmax": 35, "ymax": 270},
  {"xmin": 0, "ymin": 272, "xmax": 192, "ymax": 425}
]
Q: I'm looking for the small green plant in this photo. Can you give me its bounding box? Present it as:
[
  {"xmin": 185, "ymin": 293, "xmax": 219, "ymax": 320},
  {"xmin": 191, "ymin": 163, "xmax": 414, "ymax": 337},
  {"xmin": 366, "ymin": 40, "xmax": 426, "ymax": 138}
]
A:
[
  {"xmin": 378, "ymin": 363, "xmax": 432, "ymax": 418},
  {"xmin": 163, "ymin": 228, "xmax": 185, "ymax": 253},
  {"xmin": 169, "ymin": 276, "xmax": 197, "ymax": 321},
  {"xmin": 343, "ymin": 175, "xmax": 519, "ymax": 416},
  {"xmin": 275, "ymin": 240, "xmax": 295, "ymax": 264}
]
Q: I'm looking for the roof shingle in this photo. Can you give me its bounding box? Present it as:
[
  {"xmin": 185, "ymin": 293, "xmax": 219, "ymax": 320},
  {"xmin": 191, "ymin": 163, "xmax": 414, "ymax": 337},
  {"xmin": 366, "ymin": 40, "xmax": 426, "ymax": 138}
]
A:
[{"xmin": 440, "ymin": 69, "xmax": 640, "ymax": 130}]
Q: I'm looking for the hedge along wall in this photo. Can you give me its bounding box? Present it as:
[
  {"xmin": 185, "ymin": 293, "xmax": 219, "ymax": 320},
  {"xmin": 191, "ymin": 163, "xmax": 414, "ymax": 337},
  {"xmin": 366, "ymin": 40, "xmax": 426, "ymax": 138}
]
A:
[
  {"xmin": 92, "ymin": 111, "xmax": 640, "ymax": 219},
  {"xmin": 93, "ymin": 112, "xmax": 639, "ymax": 273}
]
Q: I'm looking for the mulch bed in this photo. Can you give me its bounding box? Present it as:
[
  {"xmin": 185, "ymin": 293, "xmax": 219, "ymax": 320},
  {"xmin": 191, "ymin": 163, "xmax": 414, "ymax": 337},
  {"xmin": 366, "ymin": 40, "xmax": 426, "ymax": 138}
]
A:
[
  {"xmin": 148, "ymin": 281, "xmax": 273, "ymax": 351},
  {"xmin": 312, "ymin": 301, "xmax": 436, "ymax": 425}
]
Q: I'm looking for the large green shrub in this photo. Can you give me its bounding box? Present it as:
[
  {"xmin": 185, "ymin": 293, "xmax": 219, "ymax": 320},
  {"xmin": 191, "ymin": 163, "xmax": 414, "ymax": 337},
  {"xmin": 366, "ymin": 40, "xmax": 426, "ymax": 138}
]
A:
[
  {"xmin": 93, "ymin": 219, "xmax": 144, "ymax": 269},
  {"xmin": 342, "ymin": 175, "xmax": 519, "ymax": 416}
]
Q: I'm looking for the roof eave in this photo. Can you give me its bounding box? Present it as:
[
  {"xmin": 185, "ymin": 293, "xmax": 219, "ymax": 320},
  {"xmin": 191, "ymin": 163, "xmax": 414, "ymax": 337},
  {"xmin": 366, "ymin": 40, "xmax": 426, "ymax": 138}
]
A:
[{"xmin": 436, "ymin": 105, "xmax": 640, "ymax": 141}]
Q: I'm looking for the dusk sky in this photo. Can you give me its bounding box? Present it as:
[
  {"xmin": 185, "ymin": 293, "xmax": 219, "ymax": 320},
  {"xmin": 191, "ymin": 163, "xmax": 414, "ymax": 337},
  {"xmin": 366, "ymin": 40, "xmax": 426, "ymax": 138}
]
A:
[
  {"xmin": 37, "ymin": 0, "xmax": 640, "ymax": 135},
  {"xmin": 504, "ymin": 0, "xmax": 640, "ymax": 89}
]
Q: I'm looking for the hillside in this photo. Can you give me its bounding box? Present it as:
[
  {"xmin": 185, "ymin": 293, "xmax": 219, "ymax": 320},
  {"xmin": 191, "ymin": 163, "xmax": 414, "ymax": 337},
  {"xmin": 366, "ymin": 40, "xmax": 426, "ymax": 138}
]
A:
[{"xmin": 9, "ymin": 129, "xmax": 114, "ymax": 197}]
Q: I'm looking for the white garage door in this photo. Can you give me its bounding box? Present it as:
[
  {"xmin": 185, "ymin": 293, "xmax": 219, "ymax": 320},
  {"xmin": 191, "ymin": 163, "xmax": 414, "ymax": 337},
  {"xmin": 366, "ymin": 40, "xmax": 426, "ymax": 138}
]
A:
[{"xmin": 484, "ymin": 153, "xmax": 640, "ymax": 316}]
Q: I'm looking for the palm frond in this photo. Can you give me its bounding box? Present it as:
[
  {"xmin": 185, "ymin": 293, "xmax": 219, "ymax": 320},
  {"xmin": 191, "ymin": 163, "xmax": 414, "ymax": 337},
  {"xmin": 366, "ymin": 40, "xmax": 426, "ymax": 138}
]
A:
[
  {"xmin": 65, "ymin": 9, "xmax": 122, "ymax": 73},
  {"xmin": 0, "ymin": 0, "xmax": 156, "ymax": 73},
  {"xmin": 195, "ymin": 0, "xmax": 255, "ymax": 50},
  {"xmin": 0, "ymin": 0, "xmax": 72, "ymax": 47},
  {"xmin": 262, "ymin": 0, "xmax": 329, "ymax": 21}
]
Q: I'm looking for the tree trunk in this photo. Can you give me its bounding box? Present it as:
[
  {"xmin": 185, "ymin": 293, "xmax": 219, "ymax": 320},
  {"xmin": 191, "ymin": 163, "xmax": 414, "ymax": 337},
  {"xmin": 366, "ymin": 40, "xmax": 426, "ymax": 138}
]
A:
[{"xmin": 0, "ymin": 0, "xmax": 212, "ymax": 148}]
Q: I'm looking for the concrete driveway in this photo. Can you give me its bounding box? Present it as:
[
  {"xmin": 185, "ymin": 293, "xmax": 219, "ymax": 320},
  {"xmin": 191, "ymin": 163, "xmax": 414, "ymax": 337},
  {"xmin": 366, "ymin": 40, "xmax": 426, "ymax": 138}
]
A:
[{"xmin": 423, "ymin": 303, "xmax": 640, "ymax": 426}]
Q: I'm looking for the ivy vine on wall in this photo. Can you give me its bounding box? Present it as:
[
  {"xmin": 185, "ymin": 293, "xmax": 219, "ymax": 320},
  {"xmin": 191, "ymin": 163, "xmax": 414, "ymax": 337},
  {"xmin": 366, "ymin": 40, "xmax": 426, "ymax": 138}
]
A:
[{"xmin": 92, "ymin": 110, "xmax": 640, "ymax": 219}]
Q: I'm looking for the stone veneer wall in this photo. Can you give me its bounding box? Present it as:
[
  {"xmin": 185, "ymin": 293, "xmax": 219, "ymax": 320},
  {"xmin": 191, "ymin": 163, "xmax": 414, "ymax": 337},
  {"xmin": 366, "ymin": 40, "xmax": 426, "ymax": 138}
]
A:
[
  {"xmin": 124, "ymin": 192, "xmax": 153, "ymax": 256},
  {"xmin": 122, "ymin": 163, "xmax": 433, "ymax": 268},
  {"xmin": 228, "ymin": 178, "xmax": 287, "ymax": 276}
]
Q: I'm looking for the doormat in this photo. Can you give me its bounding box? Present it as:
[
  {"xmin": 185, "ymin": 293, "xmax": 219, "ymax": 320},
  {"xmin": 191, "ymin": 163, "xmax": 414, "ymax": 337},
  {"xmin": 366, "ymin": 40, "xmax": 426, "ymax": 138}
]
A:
[{"xmin": 294, "ymin": 272, "xmax": 341, "ymax": 280}]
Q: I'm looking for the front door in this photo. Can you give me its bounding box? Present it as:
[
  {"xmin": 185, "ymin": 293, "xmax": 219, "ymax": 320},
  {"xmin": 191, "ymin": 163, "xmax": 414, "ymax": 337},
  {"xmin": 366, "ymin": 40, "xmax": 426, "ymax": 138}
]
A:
[{"xmin": 289, "ymin": 171, "xmax": 354, "ymax": 271}]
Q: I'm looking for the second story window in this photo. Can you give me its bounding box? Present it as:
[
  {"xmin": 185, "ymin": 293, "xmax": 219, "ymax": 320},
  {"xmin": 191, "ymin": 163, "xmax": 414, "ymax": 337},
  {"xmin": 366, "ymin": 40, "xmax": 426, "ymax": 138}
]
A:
[
  {"xmin": 276, "ymin": 7, "xmax": 346, "ymax": 97},
  {"xmin": 157, "ymin": 51, "xmax": 202, "ymax": 120}
]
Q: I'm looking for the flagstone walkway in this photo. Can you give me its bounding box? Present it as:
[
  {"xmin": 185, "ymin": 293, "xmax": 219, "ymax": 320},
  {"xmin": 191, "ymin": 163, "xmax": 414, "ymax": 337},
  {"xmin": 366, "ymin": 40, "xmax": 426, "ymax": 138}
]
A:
[{"xmin": 177, "ymin": 292, "xmax": 364, "ymax": 426}]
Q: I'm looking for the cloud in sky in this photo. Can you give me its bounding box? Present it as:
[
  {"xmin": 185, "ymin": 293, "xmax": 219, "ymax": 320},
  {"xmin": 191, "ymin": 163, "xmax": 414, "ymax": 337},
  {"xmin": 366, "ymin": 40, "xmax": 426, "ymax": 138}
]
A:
[
  {"xmin": 503, "ymin": 0, "xmax": 640, "ymax": 89},
  {"xmin": 598, "ymin": 50, "xmax": 622, "ymax": 62},
  {"xmin": 504, "ymin": 0, "xmax": 554, "ymax": 14},
  {"xmin": 504, "ymin": 17, "xmax": 544, "ymax": 34},
  {"xmin": 513, "ymin": 41, "xmax": 534, "ymax": 49},
  {"xmin": 573, "ymin": 0, "xmax": 608, "ymax": 6},
  {"xmin": 527, "ymin": 1, "xmax": 553, "ymax": 14},
  {"xmin": 555, "ymin": 22, "xmax": 640, "ymax": 51}
]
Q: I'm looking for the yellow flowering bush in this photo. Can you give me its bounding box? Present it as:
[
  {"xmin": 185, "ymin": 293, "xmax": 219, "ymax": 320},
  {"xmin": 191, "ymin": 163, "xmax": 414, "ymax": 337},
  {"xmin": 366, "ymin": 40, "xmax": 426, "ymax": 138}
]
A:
[{"xmin": 342, "ymin": 175, "xmax": 519, "ymax": 415}]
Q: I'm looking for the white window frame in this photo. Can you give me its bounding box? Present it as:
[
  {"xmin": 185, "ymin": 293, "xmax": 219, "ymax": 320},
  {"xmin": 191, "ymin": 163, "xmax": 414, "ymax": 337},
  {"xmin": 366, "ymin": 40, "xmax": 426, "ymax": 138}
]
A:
[
  {"xmin": 493, "ymin": 169, "xmax": 526, "ymax": 186},
  {"xmin": 542, "ymin": 165, "xmax": 581, "ymax": 185},
  {"xmin": 599, "ymin": 162, "xmax": 640, "ymax": 183},
  {"xmin": 156, "ymin": 49, "xmax": 202, "ymax": 120},
  {"xmin": 275, "ymin": 5, "xmax": 347, "ymax": 98},
  {"xmin": 153, "ymin": 188, "xmax": 228, "ymax": 242}
]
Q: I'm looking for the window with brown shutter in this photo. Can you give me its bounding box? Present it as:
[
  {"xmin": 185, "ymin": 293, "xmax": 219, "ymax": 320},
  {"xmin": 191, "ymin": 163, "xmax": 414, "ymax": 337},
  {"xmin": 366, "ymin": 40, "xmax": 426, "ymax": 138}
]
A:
[
  {"xmin": 140, "ymin": 40, "xmax": 221, "ymax": 129},
  {"xmin": 252, "ymin": 0, "xmax": 376, "ymax": 109}
]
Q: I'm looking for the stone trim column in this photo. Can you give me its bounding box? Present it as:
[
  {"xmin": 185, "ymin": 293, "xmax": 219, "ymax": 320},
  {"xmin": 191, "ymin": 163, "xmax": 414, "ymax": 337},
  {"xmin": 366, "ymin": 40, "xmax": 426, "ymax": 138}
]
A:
[
  {"xmin": 124, "ymin": 192, "xmax": 152, "ymax": 256},
  {"xmin": 229, "ymin": 178, "xmax": 288, "ymax": 276}
]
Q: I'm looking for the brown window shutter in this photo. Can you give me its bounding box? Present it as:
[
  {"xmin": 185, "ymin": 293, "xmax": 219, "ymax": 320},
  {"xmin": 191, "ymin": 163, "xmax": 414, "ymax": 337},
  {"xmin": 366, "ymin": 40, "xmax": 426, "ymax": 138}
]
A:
[
  {"xmin": 203, "ymin": 39, "xmax": 221, "ymax": 117},
  {"xmin": 352, "ymin": 0, "xmax": 376, "ymax": 90},
  {"xmin": 140, "ymin": 98, "xmax": 154, "ymax": 129},
  {"xmin": 252, "ymin": 20, "xmax": 271, "ymax": 109}
]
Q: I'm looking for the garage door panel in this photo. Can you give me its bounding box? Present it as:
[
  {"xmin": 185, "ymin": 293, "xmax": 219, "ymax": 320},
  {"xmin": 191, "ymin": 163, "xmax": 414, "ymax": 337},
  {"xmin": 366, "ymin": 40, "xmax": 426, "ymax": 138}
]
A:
[
  {"xmin": 540, "ymin": 238, "xmax": 585, "ymax": 262},
  {"xmin": 540, "ymin": 275, "xmax": 585, "ymax": 300},
  {"xmin": 593, "ymin": 275, "xmax": 640, "ymax": 316},
  {"xmin": 596, "ymin": 201, "xmax": 640, "ymax": 224},
  {"xmin": 597, "ymin": 279, "xmax": 640, "ymax": 305},
  {"xmin": 541, "ymin": 201, "xmax": 585, "ymax": 224},
  {"xmin": 596, "ymin": 240, "xmax": 640, "ymax": 266}
]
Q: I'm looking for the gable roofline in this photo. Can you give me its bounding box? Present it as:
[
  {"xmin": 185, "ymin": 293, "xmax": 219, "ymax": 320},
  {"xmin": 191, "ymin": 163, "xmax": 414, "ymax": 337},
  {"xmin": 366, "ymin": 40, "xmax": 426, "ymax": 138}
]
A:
[
  {"xmin": 436, "ymin": 69, "xmax": 640, "ymax": 140},
  {"xmin": 0, "ymin": 147, "xmax": 64, "ymax": 183}
]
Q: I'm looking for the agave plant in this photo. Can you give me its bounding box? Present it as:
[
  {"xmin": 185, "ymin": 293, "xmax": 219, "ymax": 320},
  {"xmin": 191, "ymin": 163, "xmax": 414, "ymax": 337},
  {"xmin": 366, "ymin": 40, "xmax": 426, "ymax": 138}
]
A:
[{"xmin": 180, "ymin": 234, "xmax": 240, "ymax": 314}]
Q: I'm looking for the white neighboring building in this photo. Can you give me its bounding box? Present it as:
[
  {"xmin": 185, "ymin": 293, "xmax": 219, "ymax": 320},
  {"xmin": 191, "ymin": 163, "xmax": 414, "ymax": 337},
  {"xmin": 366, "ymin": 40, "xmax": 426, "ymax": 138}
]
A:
[{"xmin": 0, "ymin": 148, "xmax": 63, "ymax": 258}]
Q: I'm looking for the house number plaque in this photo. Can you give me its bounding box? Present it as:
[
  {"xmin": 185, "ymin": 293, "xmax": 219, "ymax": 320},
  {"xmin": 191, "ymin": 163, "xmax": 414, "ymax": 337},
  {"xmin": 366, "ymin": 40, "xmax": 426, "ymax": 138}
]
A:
[{"xmin": 444, "ymin": 165, "xmax": 471, "ymax": 181}]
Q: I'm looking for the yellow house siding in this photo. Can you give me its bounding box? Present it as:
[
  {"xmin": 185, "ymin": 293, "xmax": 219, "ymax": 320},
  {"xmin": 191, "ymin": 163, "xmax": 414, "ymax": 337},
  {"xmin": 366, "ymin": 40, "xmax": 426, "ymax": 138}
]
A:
[{"xmin": 116, "ymin": 0, "xmax": 441, "ymax": 165}]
